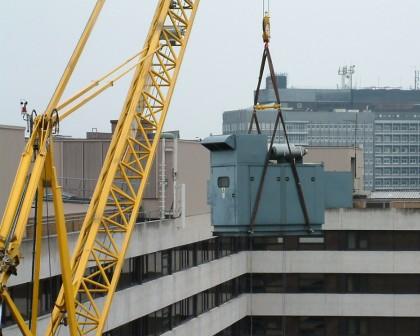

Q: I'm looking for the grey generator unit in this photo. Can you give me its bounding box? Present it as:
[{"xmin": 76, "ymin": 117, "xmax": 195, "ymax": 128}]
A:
[{"xmin": 202, "ymin": 134, "xmax": 353, "ymax": 236}]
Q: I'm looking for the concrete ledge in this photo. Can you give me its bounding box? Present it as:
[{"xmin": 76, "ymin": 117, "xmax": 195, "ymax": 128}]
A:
[
  {"xmin": 325, "ymin": 208, "xmax": 420, "ymax": 231},
  {"xmin": 251, "ymin": 251, "xmax": 420, "ymax": 274},
  {"xmin": 252, "ymin": 293, "xmax": 420, "ymax": 317}
]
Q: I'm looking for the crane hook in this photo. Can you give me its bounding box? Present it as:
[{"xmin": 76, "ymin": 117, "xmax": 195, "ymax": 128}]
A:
[{"xmin": 262, "ymin": 13, "xmax": 271, "ymax": 44}]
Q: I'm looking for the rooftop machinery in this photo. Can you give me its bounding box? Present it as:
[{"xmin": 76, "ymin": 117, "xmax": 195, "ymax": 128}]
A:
[
  {"xmin": 0, "ymin": 1, "xmax": 200, "ymax": 335},
  {"xmin": 203, "ymin": 134, "xmax": 353, "ymax": 236}
]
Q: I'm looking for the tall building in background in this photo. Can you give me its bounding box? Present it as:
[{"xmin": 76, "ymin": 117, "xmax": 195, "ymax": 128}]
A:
[{"xmin": 223, "ymin": 74, "xmax": 420, "ymax": 191}]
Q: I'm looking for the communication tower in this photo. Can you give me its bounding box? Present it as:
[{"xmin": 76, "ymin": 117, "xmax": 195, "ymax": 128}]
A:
[{"xmin": 338, "ymin": 65, "xmax": 356, "ymax": 89}]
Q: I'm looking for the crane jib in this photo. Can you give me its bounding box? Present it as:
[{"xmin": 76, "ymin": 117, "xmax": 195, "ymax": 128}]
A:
[{"xmin": 0, "ymin": 1, "xmax": 201, "ymax": 335}]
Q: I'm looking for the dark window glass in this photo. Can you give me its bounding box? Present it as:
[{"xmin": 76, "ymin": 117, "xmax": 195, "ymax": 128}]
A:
[
  {"xmin": 299, "ymin": 274, "xmax": 325, "ymax": 293},
  {"xmin": 217, "ymin": 176, "xmax": 230, "ymax": 188},
  {"xmin": 299, "ymin": 317, "xmax": 325, "ymax": 336}
]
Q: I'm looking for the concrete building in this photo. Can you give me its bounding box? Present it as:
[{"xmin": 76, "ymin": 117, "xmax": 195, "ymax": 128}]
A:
[
  {"xmin": 2, "ymin": 125, "xmax": 420, "ymax": 335},
  {"xmin": 304, "ymin": 146, "xmax": 364, "ymax": 193},
  {"xmin": 0, "ymin": 125, "xmax": 25, "ymax": 216},
  {"xmin": 258, "ymin": 74, "xmax": 420, "ymax": 112},
  {"xmin": 374, "ymin": 112, "xmax": 420, "ymax": 191},
  {"xmin": 224, "ymin": 108, "xmax": 374, "ymax": 190},
  {"xmin": 223, "ymin": 74, "xmax": 420, "ymax": 191}
]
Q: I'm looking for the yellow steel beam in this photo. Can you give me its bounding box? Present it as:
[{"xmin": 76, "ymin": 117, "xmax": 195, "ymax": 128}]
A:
[
  {"xmin": 58, "ymin": 47, "xmax": 160, "ymax": 122},
  {"xmin": 56, "ymin": 49, "xmax": 146, "ymax": 112},
  {"xmin": 47, "ymin": 147, "xmax": 78, "ymax": 335},
  {"xmin": 47, "ymin": 1, "xmax": 200, "ymax": 334},
  {"xmin": 254, "ymin": 103, "xmax": 281, "ymax": 111},
  {"xmin": 45, "ymin": 0, "xmax": 105, "ymax": 119},
  {"xmin": 30, "ymin": 181, "xmax": 44, "ymax": 334},
  {"xmin": 2, "ymin": 289, "xmax": 32, "ymax": 336}
]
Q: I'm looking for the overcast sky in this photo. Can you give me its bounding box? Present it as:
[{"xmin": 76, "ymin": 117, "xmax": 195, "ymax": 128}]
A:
[{"xmin": 1, "ymin": 0, "xmax": 419, "ymax": 138}]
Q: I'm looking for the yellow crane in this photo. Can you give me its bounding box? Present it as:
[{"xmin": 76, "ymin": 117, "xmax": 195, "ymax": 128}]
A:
[{"xmin": 0, "ymin": 0, "xmax": 200, "ymax": 335}]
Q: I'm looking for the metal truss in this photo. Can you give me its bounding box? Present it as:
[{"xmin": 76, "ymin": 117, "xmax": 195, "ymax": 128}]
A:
[{"xmin": 0, "ymin": 0, "xmax": 200, "ymax": 335}]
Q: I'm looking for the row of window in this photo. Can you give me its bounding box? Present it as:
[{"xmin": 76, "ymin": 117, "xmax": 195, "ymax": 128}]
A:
[
  {"xmin": 117, "ymin": 236, "xmax": 247, "ymax": 290},
  {"xmin": 253, "ymin": 231, "xmax": 420, "ymax": 251},
  {"xmin": 104, "ymin": 276, "xmax": 247, "ymax": 336},
  {"xmin": 375, "ymin": 146, "xmax": 420, "ymax": 154},
  {"xmin": 250, "ymin": 273, "xmax": 420, "ymax": 294},
  {"xmin": 310, "ymin": 124, "xmax": 372, "ymax": 130},
  {"xmin": 375, "ymin": 134, "xmax": 420, "ymax": 143},
  {"xmin": 376, "ymin": 123, "xmax": 420, "ymax": 131},
  {"xmin": 218, "ymin": 316, "xmax": 420, "ymax": 336},
  {"xmin": 375, "ymin": 156, "xmax": 419, "ymax": 165},
  {"xmin": 375, "ymin": 179, "xmax": 420, "ymax": 187},
  {"xmin": 376, "ymin": 167, "xmax": 419, "ymax": 175}
]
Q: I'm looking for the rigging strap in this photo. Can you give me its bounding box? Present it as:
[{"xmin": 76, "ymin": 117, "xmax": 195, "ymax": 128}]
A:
[{"xmin": 248, "ymin": 44, "xmax": 312, "ymax": 234}]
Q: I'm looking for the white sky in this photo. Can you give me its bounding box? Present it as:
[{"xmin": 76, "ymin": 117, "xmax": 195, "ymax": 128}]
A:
[{"xmin": 1, "ymin": 0, "xmax": 419, "ymax": 138}]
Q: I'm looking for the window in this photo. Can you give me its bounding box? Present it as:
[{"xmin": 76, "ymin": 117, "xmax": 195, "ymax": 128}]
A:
[
  {"xmin": 217, "ymin": 176, "xmax": 230, "ymax": 188},
  {"xmin": 347, "ymin": 318, "xmax": 368, "ymax": 336},
  {"xmin": 347, "ymin": 232, "xmax": 368, "ymax": 250},
  {"xmin": 299, "ymin": 274, "xmax": 325, "ymax": 293},
  {"xmin": 346, "ymin": 275, "xmax": 369, "ymax": 293},
  {"xmin": 299, "ymin": 317, "xmax": 325, "ymax": 336}
]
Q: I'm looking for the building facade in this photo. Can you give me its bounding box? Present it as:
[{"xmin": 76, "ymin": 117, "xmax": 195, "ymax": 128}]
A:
[
  {"xmin": 223, "ymin": 75, "xmax": 420, "ymax": 191},
  {"xmin": 374, "ymin": 112, "xmax": 420, "ymax": 190},
  {"xmin": 2, "ymin": 125, "xmax": 420, "ymax": 335},
  {"xmin": 223, "ymin": 109, "xmax": 374, "ymax": 190}
]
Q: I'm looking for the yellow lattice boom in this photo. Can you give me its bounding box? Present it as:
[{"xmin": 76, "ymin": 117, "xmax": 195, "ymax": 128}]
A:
[{"xmin": 0, "ymin": 1, "xmax": 200, "ymax": 335}]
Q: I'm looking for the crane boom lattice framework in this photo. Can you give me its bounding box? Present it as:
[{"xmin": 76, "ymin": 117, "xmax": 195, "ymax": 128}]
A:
[{"xmin": 0, "ymin": 0, "xmax": 200, "ymax": 335}]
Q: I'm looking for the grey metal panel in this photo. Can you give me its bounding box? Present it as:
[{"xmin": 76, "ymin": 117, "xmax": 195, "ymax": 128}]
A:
[
  {"xmin": 62, "ymin": 141, "xmax": 84, "ymax": 197},
  {"xmin": 83, "ymin": 142, "xmax": 104, "ymax": 199},
  {"xmin": 201, "ymin": 134, "xmax": 235, "ymax": 150},
  {"xmin": 0, "ymin": 126, "xmax": 25, "ymax": 216},
  {"xmin": 324, "ymin": 172, "xmax": 353, "ymax": 208}
]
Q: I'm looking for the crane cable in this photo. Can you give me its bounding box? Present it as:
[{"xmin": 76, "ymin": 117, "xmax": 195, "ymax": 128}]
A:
[
  {"xmin": 248, "ymin": 3, "xmax": 312, "ymax": 334},
  {"xmin": 263, "ymin": 0, "xmax": 270, "ymax": 16},
  {"xmin": 248, "ymin": 10, "xmax": 312, "ymax": 237}
]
